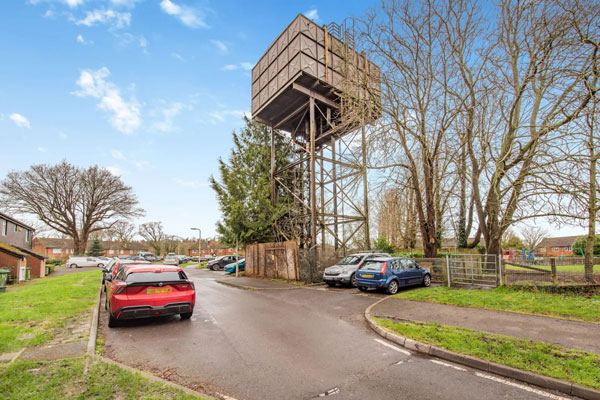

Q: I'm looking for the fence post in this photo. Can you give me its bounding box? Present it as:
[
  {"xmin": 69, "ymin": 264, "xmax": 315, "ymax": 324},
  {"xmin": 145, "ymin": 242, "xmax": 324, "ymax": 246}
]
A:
[
  {"xmin": 550, "ymin": 258, "xmax": 558, "ymax": 285},
  {"xmin": 446, "ymin": 255, "xmax": 451, "ymax": 287},
  {"xmin": 497, "ymin": 254, "xmax": 502, "ymax": 286}
]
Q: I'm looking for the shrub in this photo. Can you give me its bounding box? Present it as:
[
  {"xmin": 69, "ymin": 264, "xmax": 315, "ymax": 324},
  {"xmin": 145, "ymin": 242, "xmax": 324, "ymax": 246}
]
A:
[{"xmin": 372, "ymin": 237, "xmax": 395, "ymax": 254}]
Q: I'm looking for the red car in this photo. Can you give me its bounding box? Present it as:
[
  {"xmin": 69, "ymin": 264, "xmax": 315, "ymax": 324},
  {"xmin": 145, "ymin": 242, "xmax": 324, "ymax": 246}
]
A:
[{"xmin": 105, "ymin": 264, "xmax": 195, "ymax": 328}]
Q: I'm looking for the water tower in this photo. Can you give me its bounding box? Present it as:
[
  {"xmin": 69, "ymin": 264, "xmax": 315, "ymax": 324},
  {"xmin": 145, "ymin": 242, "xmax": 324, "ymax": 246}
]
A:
[{"xmin": 251, "ymin": 14, "xmax": 381, "ymax": 273}]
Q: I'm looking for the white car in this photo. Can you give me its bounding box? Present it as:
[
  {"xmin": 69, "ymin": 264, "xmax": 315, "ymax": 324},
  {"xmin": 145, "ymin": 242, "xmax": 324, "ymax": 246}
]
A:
[{"xmin": 67, "ymin": 256, "xmax": 106, "ymax": 268}]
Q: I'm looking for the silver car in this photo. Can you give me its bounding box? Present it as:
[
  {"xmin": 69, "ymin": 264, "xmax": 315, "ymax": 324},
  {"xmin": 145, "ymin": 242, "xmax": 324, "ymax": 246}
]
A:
[
  {"xmin": 163, "ymin": 255, "xmax": 180, "ymax": 265},
  {"xmin": 323, "ymin": 252, "xmax": 391, "ymax": 287}
]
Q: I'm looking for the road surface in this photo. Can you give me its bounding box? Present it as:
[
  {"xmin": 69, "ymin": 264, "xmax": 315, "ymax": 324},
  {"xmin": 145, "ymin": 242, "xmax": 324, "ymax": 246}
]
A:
[{"xmin": 101, "ymin": 268, "xmax": 576, "ymax": 400}]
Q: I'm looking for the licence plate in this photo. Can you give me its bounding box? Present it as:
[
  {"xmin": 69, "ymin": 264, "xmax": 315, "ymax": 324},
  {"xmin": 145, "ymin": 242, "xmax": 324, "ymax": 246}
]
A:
[
  {"xmin": 147, "ymin": 287, "xmax": 172, "ymax": 294},
  {"xmin": 362, "ymin": 274, "xmax": 373, "ymax": 278}
]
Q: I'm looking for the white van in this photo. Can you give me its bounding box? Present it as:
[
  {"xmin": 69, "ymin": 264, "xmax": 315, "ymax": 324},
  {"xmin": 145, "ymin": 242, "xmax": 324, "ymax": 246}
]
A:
[{"xmin": 67, "ymin": 257, "xmax": 106, "ymax": 268}]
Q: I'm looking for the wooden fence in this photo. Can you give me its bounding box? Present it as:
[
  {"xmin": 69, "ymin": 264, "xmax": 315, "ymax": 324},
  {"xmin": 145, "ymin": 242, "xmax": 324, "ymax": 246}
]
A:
[{"xmin": 245, "ymin": 240, "xmax": 300, "ymax": 280}]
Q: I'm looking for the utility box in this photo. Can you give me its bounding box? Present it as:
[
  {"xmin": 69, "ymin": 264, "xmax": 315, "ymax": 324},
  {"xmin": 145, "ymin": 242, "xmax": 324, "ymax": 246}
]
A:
[
  {"xmin": 0, "ymin": 268, "xmax": 9, "ymax": 293},
  {"xmin": 25, "ymin": 267, "xmax": 31, "ymax": 281}
]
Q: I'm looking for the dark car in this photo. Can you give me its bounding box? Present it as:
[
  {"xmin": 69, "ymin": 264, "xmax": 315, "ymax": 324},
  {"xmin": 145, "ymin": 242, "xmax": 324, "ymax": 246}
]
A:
[
  {"xmin": 207, "ymin": 255, "xmax": 244, "ymax": 271},
  {"xmin": 355, "ymin": 257, "xmax": 431, "ymax": 294}
]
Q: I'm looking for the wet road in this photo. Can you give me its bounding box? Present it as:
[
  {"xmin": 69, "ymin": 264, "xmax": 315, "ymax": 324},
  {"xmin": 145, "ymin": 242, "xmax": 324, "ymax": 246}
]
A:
[{"xmin": 101, "ymin": 268, "xmax": 576, "ymax": 400}]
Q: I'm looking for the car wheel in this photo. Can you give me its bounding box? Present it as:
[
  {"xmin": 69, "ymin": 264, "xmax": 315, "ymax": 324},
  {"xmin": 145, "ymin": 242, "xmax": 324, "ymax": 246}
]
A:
[
  {"xmin": 108, "ymin": 313, "xmax": 119, "ymax": 328},
  {"xmin": 70, "ymin": 264, "xmax": 77, "ymax": 269},
  {"xmin": 325, "ymin": 281, "xmax": 336, "ymax": 287},
  {"xmin": 349, "ymin": 273, "xmax": 357, "ymax": 288},
  {"xmin": 98, "ymin": 263, "xmax": 104, "ymax": 268},
  {"xmin": 358, "ymin": 286, "xmax": 368, "ymax": 292},
  {"xmin": 387, "ymin": 280, "xmax": 399, "ymax": 295},
  {"xmin": 423, "ymin": 274, "xmax": 431, "ymax": 287},
  {"xmin": 180, "ymin": 312, "xmax": 193, "ymax": 320}
]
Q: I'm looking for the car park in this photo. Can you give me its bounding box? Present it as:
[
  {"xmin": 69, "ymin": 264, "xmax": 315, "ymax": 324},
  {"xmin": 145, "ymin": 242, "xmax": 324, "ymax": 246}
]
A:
[
  {"xmin": 224, "ymin": 259, "xmax": 245, "ymax": 274},
  {"xmin": 207, "ymin": 255, "xmax": 244, "ymax": 271},
  {"xmin": 355, "ymin": 257, "xmax": 431, "ymax": 294},
  {"xmin": 322, "ymin": 252, "xmax": 390, "ymax": 287},
  {"xmin": 67, "ymin": 256, "xmax": 106, "ymax": 268},
  {"xmin": 105, "ymin": 264, "xmax": 195, "ymax": 327}
]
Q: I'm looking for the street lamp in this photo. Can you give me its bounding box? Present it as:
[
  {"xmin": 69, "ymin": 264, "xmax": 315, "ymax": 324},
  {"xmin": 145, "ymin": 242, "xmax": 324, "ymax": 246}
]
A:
[{"xmin": 191, "ymin": 228, "xmax": 201, "ymax": 266}]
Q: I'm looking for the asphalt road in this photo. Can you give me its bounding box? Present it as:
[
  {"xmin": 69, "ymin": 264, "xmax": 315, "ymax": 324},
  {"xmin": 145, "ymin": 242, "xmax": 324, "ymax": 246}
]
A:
[{"xmin": 101, "ymin": 269, "xmax": 577, "ymax": 400}]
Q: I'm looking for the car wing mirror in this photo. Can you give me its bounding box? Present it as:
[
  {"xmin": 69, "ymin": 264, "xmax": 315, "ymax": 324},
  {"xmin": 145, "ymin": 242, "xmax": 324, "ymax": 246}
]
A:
[{"xmin": 105, "ymin": 275, "xmax": 112, "ymax": 282}]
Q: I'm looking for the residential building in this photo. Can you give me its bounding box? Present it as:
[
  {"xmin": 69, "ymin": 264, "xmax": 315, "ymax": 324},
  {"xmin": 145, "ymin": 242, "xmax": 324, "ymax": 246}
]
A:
[
  {"xmin": 33, "ymin": 238, "xmax": 151, "ymax": 258},
  {"xmin": 0, "ymin": 212, "xmax": 46, "ymax": 281},
  {"xmin": 536, "ymin": 236, "xmax": 580, "ymax": 257}
]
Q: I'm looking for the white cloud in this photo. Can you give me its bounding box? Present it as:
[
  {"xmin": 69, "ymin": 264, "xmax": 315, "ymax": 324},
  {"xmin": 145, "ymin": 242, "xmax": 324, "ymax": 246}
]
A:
[
  {"xmin": 73, "ymin": 67, "xmax": 141, "ymax": 134},
  {"xmin": 76, "ymin": 34, "xmax": 93, "ymax": 45},
  {"xmin": 160, "ymin": 0, "xmax": 208, "ymax": 28},
  {"xmin": 108, "ymin": 0, "xmax": 141, "ymax": 7},
  {"xmin": 43, "ymin": 10, "xmax": 54, "ymax": 18},
  {"xmin": 38, "ymin": 147, "xmax": 47, "ymax": 153},
  {"xmin": 305, "ymin": 8, "xmax": 320, "ymax": 22},
  {"xmin": 174, "ymin": 178, "xmax": 202, "ymax": 188},
  {"xmin": 221, "ymin": 62, "xmax": 253, "ymax": 71},
  {"xmin": 153, "ymin": 102, "xmax": 185, "ymax": 132},
  {"xmin": 58, "ymin": 131, "xmax": 68, "ymax": 139},
  {"xmin": 171, "ymin": 52, "xmax": 184, "ymax": 62},
  {"xmin": 76, "ymin": 9, "xmax": 131, "ymax": 29},
  {"xmin": 9, "ymin": 113, "xmax": 31, "ymax": 128},
  {"xmin": 63, "ymin": 0, "xmax": 84, "ymax": 6},
  {"xmin": 208, "ymin": 109, "xmax": 249, "ymax": 123},
  {"xmin": 111, "ymin": 149, "xmax": 125, "ymax": 160},
  {"xmin": 211, "ymin": 39, "xmax": 228, "ymax": 54},
  {"xmin": 114, "ymin": 32, "xmax": 147, "ymax": 51}
]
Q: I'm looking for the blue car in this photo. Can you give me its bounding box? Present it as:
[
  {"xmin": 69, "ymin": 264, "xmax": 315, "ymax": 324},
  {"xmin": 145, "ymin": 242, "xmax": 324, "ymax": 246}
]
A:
[
  {"xmin": 225, "ymin": 259, "xmax": 245, "ymax": 274},
  {"xmin": 355, "ymin": 257, "xmax": 431, "ymax": 294}
]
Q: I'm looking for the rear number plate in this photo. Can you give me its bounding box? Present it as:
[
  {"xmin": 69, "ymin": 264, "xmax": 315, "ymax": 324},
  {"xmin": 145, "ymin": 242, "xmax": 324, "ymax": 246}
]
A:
[
  {"xmin": 362, "ymin": 274, "xmax": 373, "ymax": 278},
  {"xmin": 147, "ymin": 287, "xmax": 171, "ymax": 294}
]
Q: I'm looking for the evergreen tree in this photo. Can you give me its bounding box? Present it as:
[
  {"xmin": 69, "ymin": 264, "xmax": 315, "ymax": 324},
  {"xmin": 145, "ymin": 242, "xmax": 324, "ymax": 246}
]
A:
[
  {"xmin": 87, "ymin": 238, "xmax": 104, "ymax": 257},
  {"xmin": 210, "ymin": 117, "xmax": 293, "ymax": 246}
]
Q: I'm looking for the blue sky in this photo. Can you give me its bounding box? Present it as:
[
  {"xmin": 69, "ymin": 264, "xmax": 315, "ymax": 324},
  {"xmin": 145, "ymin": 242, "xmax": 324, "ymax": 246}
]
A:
[{"xmin": 0, "ymin": 0, "xmax": 372, "ymax": 239}]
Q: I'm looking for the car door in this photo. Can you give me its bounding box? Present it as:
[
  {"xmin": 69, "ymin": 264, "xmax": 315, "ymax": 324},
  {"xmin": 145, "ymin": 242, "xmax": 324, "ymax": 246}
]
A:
[
  {"xmin": 396, "ymin": 259, "xmax": 413, "ymax": 286},
  {"xmin": 405, "ymin": 260, "xmax": 423, "ymax": 284},
  {"xmin": 86, "ymin": 257, "xmax": 97, "ymax": 267}
]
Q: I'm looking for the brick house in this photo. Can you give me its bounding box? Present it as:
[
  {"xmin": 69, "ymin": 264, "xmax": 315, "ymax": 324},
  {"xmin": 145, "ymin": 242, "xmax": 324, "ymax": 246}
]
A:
[
  {"xmin": 33, "ymin": 238, "xmax": 151, "ymax": 258},
  {"xmin": 0, "ymin": 212, "xmax": 46, "ymax": 281},
  {"xmin": 536, "ymin": 235, "xmax": 580, "ymax": 257},
  {"xmin": 188, "ymin": 246, "xmax": 237, "ymax": 257}
]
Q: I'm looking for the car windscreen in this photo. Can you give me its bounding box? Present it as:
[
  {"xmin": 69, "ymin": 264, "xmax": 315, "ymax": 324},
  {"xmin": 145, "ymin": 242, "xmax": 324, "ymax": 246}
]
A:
[
  {"xmin": 126, "ymin": 271, "xmax": 186, "ymax": 283},
  {"xmin": 360, "ymin": 261, "xmax": 385, "ymax": 271},
  {"xmin": 338, "ymin": 256, "xmax": 362, "ymax": 265},
  {"xmin": 106, "ymin": 260, "xmax": 117, "ymax": 272}
]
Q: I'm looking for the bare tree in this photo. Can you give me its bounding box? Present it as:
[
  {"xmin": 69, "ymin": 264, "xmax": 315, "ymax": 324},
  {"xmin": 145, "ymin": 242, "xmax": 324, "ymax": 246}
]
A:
[
  {"xmin": 359, "ymin": 0, "xmax": 461, "ymax": 257},
  {"xmin": 110, "ymin": 220, "xmax": 136, "ymax": 247},
  {"xmin": 0, "ymin": 161, "xmax": 143, "ymax": 254},
  {"xmin": 519, "ymin": 225, "xmax": 549, "ymax": 251},
  {"xmin": 138, "ymin": 221, "xmax": 165, "ymax": 255}
]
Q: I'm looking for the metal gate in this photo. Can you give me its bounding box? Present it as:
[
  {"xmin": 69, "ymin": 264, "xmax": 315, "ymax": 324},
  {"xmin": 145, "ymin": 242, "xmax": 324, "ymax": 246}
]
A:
[{"xmin": 446, "ymin": 254, "xmax": 501, "ymax": 287}]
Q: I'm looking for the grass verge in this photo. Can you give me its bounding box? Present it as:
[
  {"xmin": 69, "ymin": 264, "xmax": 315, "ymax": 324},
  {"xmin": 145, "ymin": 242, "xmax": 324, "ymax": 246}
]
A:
[
  {"xmin": 0, "ymin": 357, "xmax": 208, "ymax": 399},
  {"xmin": 179, "ymin": 261, "xmax": 207, "ymax": 268},
  {"xmin": 395, "ymin": 286, "xmax": 600, "ymax": 323},
  {"xmin": 0, "ymin": 270, "xmax": 101, "ymax": 353},
  {"xmin": 375, "ymin": 318, "xmax": 600, "ymax": 390}
]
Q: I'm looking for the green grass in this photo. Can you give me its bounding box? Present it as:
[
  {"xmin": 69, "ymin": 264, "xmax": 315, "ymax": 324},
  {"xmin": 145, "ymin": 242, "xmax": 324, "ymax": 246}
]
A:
[
  {"xmin": 375, "ymin": 318, "xmax": 600, "ymax": 390},
  {"xmin": 396, "ymin": 286, "xmax": 600, "ymax": 323},
  {"xmin": 0, "ymin": 357, "xmax": 208, "ymax": 399},
  {"xmin": 505, "ymin": 264, "xmax": 600, "ymax": 272},
  {"xmin": 178, "ymin": 261, "xmax": 207, "ymax": 268},
  {"xmin": 0, "ymin": 270, "xmax": 101, "ymax": 353}
]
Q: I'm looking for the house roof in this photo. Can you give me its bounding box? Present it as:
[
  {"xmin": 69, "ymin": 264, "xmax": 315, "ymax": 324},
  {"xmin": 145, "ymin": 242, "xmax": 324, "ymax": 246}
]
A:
[
  {"xmin": 34, "ymin": 238, "xmax": 73, "ymax": 248},
  {"xmin": 0, "ymin": 212, "xmax": 34, "ymax": 231},
  {"xmin": 11, "ymin": 245, "xmax": 46, "ymax": 260},
  {"xmin": 0, "ymin": 242, "xmax": 27, "ymax": 258},
  {"xmin": 538, "ymin": 235, "xmax": 580, "ymax": 248}
]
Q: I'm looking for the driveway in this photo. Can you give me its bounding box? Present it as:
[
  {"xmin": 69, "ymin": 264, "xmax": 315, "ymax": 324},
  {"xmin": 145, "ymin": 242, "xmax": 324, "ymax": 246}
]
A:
[{"xmin": 101, "ymin": 269, "xmax": 576, "ymax": 400}]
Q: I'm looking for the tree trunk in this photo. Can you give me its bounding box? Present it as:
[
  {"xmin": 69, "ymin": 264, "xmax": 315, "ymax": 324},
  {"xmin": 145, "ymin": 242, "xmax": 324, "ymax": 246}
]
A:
[{"xmin": 585, "ymin": 133, "xmax": 597, "ymax": 282}]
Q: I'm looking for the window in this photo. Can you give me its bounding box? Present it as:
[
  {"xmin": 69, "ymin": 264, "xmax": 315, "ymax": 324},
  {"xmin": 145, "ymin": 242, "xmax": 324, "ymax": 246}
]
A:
[
  {"xmin": 52, "ymin": 248, "xmax": 62, "ymax": 254},
  {"xmin": 553, "ymin": 247, "xmax": 559, "ymax": 251},
  {"xmin": 26, "ymin": 230, "xmax": 30, "ymax": 242},
  {"xmin": 1, "ymin": 220, "xmax": 6, "ymax": 236},
  {"xmin": 14, "ymin": 224, "xmax": 18, "ymax": 232},
  {"xmin": 109, "ymin": 249, "xmax": 115, "ymax": 255},
  {"xmin": 565, "ymin": 246, "xmax": 572, "ymax": 251}
]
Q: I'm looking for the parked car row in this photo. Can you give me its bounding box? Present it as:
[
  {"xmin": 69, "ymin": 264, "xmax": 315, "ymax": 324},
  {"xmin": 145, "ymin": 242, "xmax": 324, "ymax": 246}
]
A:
[
  {"xmin": 207, "ymin": 255, "xmax": 244, "ymax": 271},
  {"xmin": 323, "ymin": 252, "xmax": 432, "ymax": 294}
]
